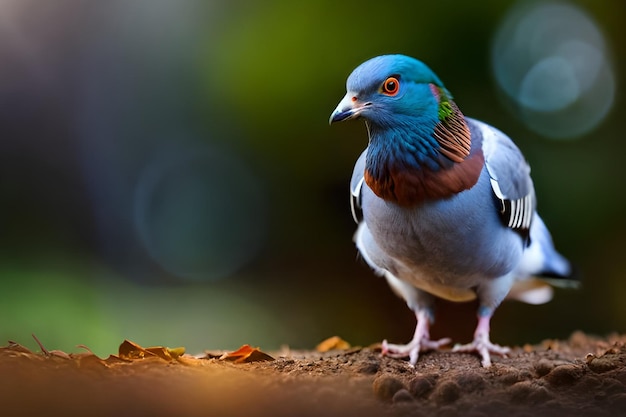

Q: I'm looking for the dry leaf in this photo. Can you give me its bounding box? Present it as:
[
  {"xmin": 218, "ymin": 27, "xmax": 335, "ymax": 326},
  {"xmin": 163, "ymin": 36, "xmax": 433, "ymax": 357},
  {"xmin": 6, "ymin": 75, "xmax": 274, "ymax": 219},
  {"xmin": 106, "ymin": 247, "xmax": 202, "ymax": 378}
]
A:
[
  {"xmin": 220, "ymin": 344, "xmax": 275, "ymax": 363},
  {"xmin": 145, "ymin": 346, "xmax": 186, "ymax": 361},
  {"xmin": 118, "ymin": 340, "xmax": 155, "ymax": 360},
  {"xmin": 167, "ymin": 346, "xmax": 186, "ymax": 359},
  {"xmin": 316, "ymin": 336, "xmax": 351, "ymax": 352},
  {"xmin": 118, "ymin": 340, "xmax": 185, "ymax": 362}
]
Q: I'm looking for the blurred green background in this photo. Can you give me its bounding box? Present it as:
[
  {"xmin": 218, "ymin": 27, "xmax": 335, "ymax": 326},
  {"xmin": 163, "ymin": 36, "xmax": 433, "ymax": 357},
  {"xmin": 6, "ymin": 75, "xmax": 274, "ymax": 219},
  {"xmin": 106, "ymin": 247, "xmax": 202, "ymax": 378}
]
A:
[{"xmin": 0, "ymin": 0, "xmax": 624, "ymax": 357}]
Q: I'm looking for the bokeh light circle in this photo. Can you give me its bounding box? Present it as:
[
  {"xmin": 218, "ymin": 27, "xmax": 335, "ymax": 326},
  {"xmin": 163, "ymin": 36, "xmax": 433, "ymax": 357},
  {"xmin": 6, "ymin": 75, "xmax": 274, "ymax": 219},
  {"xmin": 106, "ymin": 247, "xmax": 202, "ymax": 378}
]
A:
[
  {"xmin": 518, "ymin": 56, "xmax": 580, "ymax": 112},
  {"xmin": 134, "ymin": 143, "xmax": 267, "ymax": 282},
  {"xmin": 492, "ymin": 2, "xmax": 615, "ymax": 139}
]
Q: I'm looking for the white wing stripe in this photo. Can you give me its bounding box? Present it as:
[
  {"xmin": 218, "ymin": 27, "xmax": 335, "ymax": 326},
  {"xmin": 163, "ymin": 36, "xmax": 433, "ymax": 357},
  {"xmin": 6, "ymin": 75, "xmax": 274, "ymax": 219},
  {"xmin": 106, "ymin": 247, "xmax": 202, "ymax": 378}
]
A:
[
  {"xmin": 511, "ymin": 199, "xmax": 521, "ymax": 228},
  {"xmin": 506, "ymin": 195, "xmax": 533, "ymax": 231},
  {"xmin": 350, "ymin": 176, "xmax": 365, "ymax": 224},
  {"xmin": 508, "ymin": 200, "xmax": 515, "ymax": 228},
  {"xmin": 523, "ymin": 195, "xmax": 533, "ymax": 229}
]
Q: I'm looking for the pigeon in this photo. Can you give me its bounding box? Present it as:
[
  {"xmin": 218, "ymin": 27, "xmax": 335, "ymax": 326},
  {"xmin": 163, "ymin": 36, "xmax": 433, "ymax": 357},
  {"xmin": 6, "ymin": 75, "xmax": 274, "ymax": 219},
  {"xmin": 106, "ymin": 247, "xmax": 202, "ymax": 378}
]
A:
[{"xmin": 329, "ymin": 54, "xmax": 576, "ymax": 367}]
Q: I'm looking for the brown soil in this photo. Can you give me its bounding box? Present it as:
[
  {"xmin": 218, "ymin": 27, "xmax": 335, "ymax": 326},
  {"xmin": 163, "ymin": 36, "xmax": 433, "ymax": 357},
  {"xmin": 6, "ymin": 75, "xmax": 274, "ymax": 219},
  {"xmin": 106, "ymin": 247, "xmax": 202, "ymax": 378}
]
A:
[{"xmin": 2, "ymin": 332, "xmax": 626, "ymax": 417}]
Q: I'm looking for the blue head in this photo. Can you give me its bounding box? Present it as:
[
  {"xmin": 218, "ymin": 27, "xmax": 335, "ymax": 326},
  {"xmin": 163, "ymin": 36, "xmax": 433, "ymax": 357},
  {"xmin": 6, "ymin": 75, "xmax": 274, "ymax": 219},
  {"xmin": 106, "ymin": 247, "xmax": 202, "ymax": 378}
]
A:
[
  {"xmin": 330, "ymin": 55, "xmax": 479, "ymax": 205},
  {"xmin": 329, "ymin": 54, "xmax": 448, "ymax": 130}
]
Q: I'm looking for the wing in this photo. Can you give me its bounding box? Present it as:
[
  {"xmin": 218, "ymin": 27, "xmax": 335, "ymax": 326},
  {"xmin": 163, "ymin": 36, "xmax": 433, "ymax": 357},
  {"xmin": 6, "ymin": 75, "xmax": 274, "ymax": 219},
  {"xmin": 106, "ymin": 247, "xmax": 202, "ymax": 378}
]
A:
[
  {"xmin": 469, "ymin": 118, "xmax": 535, "ymax": 244},
  {"xmin": 350, "ymin": 149, "xmax": 367, "ymax": 224}
]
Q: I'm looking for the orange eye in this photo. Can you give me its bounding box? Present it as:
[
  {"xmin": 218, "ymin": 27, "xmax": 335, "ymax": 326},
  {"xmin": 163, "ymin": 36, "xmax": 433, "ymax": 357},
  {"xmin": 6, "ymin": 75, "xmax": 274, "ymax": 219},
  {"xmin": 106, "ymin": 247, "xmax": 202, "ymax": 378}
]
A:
[{"xmin": 382, "ymin": 77, "xmax": 400, "ymax": 96}]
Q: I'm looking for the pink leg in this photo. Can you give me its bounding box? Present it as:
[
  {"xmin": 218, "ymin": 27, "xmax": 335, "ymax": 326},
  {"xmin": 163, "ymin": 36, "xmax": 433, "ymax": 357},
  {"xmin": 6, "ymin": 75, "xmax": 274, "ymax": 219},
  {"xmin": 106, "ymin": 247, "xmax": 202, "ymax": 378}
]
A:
[
  {"xmin": 381, "ymin": 309, "xmax": 451, "ymax": 366},
  {"xmin": 453, "ymin": 312, "xmax": 510, "ymax": 367}
]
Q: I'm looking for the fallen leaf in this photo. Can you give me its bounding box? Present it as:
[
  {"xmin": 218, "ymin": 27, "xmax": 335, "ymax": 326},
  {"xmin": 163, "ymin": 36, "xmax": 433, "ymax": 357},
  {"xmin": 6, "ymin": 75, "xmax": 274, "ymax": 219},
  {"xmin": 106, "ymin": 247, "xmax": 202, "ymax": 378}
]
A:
[
  {"xmin": 167, "ymin": 346, "xmax": 186, "ymax": 359},
  {"xmin": 118, "ymin": 340, "xmax": 186, "ymax": 362},
  {"xmin": 118, "ymin": 340, "xmax": 155, "ymax": 360},
  {"xmin": 316, "ymin": 336, "xmax": 351, "ymax": 352},
  {"xmin": 220, "ymin": 345, "xmax": 275, "ymax": 363},
  {"xmin": 145, "ymin": 346, "xmax": 186, "ymax": 361}
]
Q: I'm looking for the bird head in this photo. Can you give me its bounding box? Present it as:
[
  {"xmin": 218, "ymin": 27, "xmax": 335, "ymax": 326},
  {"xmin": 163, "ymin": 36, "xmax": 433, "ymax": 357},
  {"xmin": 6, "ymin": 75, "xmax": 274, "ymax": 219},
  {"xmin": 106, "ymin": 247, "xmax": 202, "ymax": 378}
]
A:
[
  {"xmin": 329, "ymin": 54, "xmax": 448, "ymax": 128},
  {"xmin": 329, "ymin": 55, "xmax": 478, "ymax": 206}
]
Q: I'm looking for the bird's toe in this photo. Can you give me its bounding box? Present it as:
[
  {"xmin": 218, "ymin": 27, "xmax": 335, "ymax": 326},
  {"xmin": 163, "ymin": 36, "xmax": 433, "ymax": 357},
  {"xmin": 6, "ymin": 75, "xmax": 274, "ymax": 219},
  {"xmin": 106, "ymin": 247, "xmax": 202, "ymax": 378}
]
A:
[
  {"xmin": 382, "ymin": 337, "xmax": 451, "ymax": 366},
  {"xmin": 452, "ymin": 337, "xmax": 510, "ymax": 367}
]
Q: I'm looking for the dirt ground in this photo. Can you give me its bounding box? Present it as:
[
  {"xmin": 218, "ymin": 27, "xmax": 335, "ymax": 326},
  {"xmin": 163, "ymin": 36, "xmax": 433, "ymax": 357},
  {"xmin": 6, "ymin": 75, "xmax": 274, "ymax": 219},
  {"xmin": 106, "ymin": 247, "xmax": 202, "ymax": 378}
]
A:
[{"xmin": 1, "ymin": 332, "xmax": 626, "ymax": 417}]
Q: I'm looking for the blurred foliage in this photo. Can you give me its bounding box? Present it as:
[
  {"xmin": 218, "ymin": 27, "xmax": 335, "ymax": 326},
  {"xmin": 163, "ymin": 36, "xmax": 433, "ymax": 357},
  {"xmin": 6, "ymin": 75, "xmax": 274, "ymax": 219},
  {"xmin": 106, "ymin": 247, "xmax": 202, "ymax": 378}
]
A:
[{"xmin": 0, "ymin": 0, "xmax": 624, "ymax": 355}]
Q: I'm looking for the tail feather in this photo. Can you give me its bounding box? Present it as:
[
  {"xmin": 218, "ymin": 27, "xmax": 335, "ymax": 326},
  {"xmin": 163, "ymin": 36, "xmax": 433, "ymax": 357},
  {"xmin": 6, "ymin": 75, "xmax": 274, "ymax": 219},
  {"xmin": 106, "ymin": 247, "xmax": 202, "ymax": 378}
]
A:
[
  {"xmin": 535, "ymin": 264, "xmax": 582, "ymax": 289},
  {"xmin": 511, "ymin": 214, "xmax": 580, "ymax": 304}
]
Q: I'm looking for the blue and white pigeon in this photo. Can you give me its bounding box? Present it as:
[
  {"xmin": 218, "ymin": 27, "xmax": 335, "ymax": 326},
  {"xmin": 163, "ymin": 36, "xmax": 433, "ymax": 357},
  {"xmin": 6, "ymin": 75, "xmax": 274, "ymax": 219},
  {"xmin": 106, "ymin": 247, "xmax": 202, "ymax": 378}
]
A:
[{"xmin": 329, "ymin": 54, "xmax": 576, "ymax": 367}]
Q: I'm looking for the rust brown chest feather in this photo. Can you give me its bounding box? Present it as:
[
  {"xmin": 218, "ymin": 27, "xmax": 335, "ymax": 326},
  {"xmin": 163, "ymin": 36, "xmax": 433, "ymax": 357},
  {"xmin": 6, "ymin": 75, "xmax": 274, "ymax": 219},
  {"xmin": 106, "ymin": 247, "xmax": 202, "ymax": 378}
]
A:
[{"xmin": 364, "ymin": 104, "xmax": 484, "ymax": 206}]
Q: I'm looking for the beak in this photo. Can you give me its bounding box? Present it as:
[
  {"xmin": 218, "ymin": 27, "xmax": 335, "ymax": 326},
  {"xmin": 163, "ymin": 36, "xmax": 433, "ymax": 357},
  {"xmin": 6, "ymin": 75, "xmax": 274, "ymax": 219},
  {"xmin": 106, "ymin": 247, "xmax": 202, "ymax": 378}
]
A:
[{"xmin": 329, "ymin": 93, "xmax": 370, "ymax": 125}]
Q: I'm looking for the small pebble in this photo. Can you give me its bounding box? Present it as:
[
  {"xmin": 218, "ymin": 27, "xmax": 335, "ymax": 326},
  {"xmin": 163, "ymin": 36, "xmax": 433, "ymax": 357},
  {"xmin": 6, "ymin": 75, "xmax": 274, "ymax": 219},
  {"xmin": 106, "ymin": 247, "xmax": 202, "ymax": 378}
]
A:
[
  {"xmin": 510, "ymin": 381, "xmax": 554, "ymax": 406},
  {"xmin": 498, "ymin": 371, "xmax": 523, "ymax": 385},
  {"xmin": 456, "ymin": 372, "xmax": 486, "ymax": 393},
  {"xmin": 528, "ymin": 385, "xmax": 553, "ymax": 403},
  {"xmin": 587, "ymin": 356, "xmax": 618, "ymax": 373},
  {"xmin": 543, "ymin": 364, "xmax": 583, "ymax": 386},
  {"xmin": 495, "ymin": 366, "xmax": 527, "ymax": 385},
  {"xmin": 392, "ymin": 388, "xmax": 415, "ymax": 404},
  {"xmin": 409, "ymin": 375, "xmax": 434, "ymax": 398},
  {"xmin": 432, "ymin": 380, "xmax": 461, "ymax": 404},
  {"xmin": 508, "ymin": 381, "xmax": 534, "ymax": 403},
  {"xmin": 534, "ymin": 359, "xmax": 555, "ymax": 377},
  {"xmin": 373, "ymin": 375, "xmax": 406, "ymax": 401}
]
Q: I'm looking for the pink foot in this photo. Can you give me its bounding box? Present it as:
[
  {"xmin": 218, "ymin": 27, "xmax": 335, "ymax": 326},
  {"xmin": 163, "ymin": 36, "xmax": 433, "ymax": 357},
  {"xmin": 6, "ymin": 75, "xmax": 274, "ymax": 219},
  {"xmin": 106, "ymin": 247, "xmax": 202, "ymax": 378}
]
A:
[
  {"xmin": 452, "ymin": 314, "xmax": 509, "ymax": 367},
  {"xmin": 381, "ymin": 310, "xmax": 451, "ymax": 366}
]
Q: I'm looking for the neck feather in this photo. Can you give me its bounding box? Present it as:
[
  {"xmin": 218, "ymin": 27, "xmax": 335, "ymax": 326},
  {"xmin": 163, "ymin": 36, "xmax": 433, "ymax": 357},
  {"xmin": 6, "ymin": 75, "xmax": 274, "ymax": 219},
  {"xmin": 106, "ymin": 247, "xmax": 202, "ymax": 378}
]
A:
[{"xmin": 364, "ymin": 107, "xmax": 483, "ymax": 206}]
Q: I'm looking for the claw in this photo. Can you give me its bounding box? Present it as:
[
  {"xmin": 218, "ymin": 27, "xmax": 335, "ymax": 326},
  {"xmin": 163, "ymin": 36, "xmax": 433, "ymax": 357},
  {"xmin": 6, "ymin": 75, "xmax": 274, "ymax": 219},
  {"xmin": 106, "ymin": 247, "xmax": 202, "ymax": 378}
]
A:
[
  {"xmin": 453, "ymin": 314, "xmax": 509, "ymax": 367},
  {"xmin": 453, "ymin": 336, "xmax": 509, "ymax": 367},
  {"xmin": 381, "ymin": 310, "xmax": 451, "ymax": 366}
]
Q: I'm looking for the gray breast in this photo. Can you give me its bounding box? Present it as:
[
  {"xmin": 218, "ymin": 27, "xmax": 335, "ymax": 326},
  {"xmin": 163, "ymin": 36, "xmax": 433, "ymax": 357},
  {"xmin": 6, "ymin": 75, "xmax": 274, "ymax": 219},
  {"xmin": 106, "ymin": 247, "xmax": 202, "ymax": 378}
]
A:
[{"xmin": 361, "ymin": 167, "xmax": 524, "ymax": 289}]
